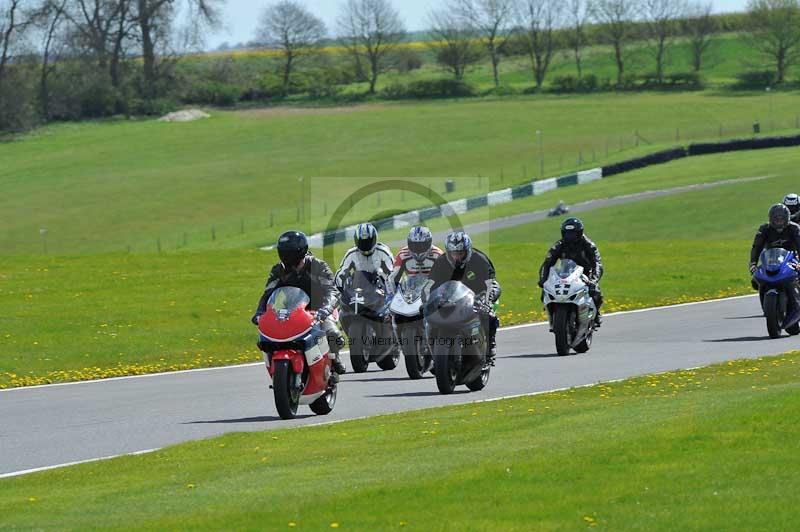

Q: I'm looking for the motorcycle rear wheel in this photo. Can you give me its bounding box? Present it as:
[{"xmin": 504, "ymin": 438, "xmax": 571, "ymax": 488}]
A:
[
  {"xmin": 574, "ymin": 331, "xmax": 593, "ymax": 353},
  {"xmin": 310, "ymin": 380, "xmax": 337, "ymax": 415},
  {"xmin": 553, "ymin": 306, "xmax": 573, "ymax": 356},
  {"xmin": 273, "ymin": 360, "xmax": 300, "ymax": 420}
]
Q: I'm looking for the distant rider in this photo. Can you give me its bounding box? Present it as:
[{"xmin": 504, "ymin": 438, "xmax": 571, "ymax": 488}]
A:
[
  {"xmin": 252, "ymin": 230, "xmax": 347, "ymax": 374},
  {"xmin": 783, "ymin": 193, "xmax": 800, "ymax": 223},
  {"xmin": 387, "ymin": 226, "xmax": 443, "ymax": 291},
  {"xmin": 538, "ymin": 218, "xmax": 604, "ymax": 327},
  {"xmin": 426, "ymin": 231, "xmax": 501, "ymax": 365},
  {"xmin": 749, "ymin": 204, "xmax": 800, "ymax": 285}
]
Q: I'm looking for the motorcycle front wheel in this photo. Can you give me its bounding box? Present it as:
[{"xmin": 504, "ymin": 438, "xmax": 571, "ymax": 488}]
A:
[
  {"xmin": 764, "ymin": 292, "xmax": 783, "ymax": 339},
  {"xmin": 273, "ymin": 360, "xmax": 301, "ymax": 420},
  {"xmin": 553, "ymin": 306, "xmax": 574, "ymax": 356},
  {"xmin": 349, "ymin": 320, "xmax": 370, "ymax": 373},
  {"xmin": 433, "ymin": 341, "xmax": 458, "ymax": 395}
]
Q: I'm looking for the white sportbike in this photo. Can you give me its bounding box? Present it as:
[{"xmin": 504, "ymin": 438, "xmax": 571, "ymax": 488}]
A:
[{"xmin": 542, "ymin": 259, "xmax": 598, "ymax": 356}]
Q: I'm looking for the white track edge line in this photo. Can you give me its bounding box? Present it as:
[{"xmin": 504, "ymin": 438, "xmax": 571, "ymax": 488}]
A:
[
  {"xmin": 0, "ymin": 361, "xmax": 728, "ymax": 479},
  {"xmin": 0, "ymin": 294, "xmax": 758, "ymax": 393}
]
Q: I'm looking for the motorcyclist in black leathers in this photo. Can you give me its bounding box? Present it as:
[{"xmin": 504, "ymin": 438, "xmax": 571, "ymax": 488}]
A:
[
  {"xmin": 538, "ymin": 218, "xmax": 604, "ymax": 327},
  {"xmin": 252, "ymin": 230, "xmax": 347, "ymax": 374},
  {"xmin": 750, "ymin": 204, "xmax": 800, "ymax": 288},
  {"xmin": 426, "ymin": 231, "xmax": 501, "ymax": 365}
]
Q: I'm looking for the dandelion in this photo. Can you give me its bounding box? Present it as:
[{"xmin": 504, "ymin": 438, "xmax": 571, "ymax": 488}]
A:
[
  {"xmin": 187, "ymin": 484, "xmax": 195, "ymax": 489},
  {"xmin": 288, "ymin": 522, "xmax": 297, "ymax": 528},
  {"xmin": 330, "ymin": 523, "xmax": 340, "ymax": 528}
]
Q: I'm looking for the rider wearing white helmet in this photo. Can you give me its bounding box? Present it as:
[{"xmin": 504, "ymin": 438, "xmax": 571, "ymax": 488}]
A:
[{"xmin": 335, "ymin": 223, "xmax": 394, "ymax": 290}]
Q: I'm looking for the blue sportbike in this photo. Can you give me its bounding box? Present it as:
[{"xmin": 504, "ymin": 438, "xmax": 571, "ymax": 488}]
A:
[{"xmin": 754, "ymin": 248, "xmax": 800, "ymax": 338}]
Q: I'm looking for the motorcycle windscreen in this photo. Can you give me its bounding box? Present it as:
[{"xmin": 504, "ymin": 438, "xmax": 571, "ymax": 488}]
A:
[
  {"xmin": 553, "ymin": 259, "xmax": 579, "ymax": 279},
  {"xmin": 400, "ymin": 274, "xmax": 428, "ymax": 300},
  {"xmin": 760, "ymin": 248, "xmax": 790, "ymax": 273},
  {"xmin": 424, "ymin": 281, "xmax": 476, "ymax": 327},
  {"xmin": 260, "ymin": 287, "xmax": 314, "ymax": 342},
  {"xmin": 342, "ymin": 270, "xmax": 387, "ymax": 311}
]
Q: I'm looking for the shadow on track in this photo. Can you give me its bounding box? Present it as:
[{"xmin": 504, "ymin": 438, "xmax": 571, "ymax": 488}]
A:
[
  {"xmin": 184, "ymin": 415, "xmax": 313, "ymax": 425},
  {"xmin": 366, "ymin": 390, "xmax": 471, "ymax": 398},
  {"xmin": 704, "ymin": 335, "xmax": 774, "ymax": 342},
  {"xmin": 723, "ymin": 315, "xmax": 764, "ymax": 320},
  {"xmin": 345, "ymin": 376, "xmax": 433, "ymax": 383},
  {"xmin": 503, "ymin": 353, "xmax": 561, "ymax": 359}
]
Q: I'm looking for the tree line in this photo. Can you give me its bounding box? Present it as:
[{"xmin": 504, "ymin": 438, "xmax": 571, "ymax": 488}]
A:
[{"xmin": 2, "ymin": 0, "xmax": 800, "ymax": 133}]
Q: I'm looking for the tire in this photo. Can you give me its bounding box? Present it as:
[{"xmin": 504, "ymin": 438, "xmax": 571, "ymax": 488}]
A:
[
  {"xmin": 273, "ymin": 360, "xmax": 300, "ymax": 420},
  {"xmin": 434, "ymin": 341, "xmax": 458, "ymax": 395},
  {"xmin": 402, "ymin": 326, "xmax": 426, "ymax": 379},
  {"xmin": 309, "ymin": 381, "xmax": 337, "ymax": 415},
  {"xmin": 349, "ymin": 321, "xmax": 370, "ymax": 373},
  {"xmin": 377, "ymin": 351, "xmax": 399, "ymax": 370},
  {"xmin": 764, "ymin": 292, "xmax": 782, "ymax": 339},
  {"xmin": 553, "ymin": 306, "xmax": 573, "ymax": 356},
  {"xmin": 787, "ymin": 323, "xmax": 800, "ymax": 335},
  {"xmin": 466, "ymin": 365, "xmax": 490, "ymax": 391},
  {"xmin": 574, "ymin": 331, "xmax": 593, "ymax": 354}
]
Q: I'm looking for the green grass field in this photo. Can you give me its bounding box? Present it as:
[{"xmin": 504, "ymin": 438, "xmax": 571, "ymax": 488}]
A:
[
  {"xmin": 2, "ymin": 352, "xmax": 797, "ymax": 530},
  {"xmin": 1, "ymin": 91, "xmax": 798, "ymax": 255},
  {"xmin": 4, "ymin": 146, "xmax": 797, "ymax": 388}
]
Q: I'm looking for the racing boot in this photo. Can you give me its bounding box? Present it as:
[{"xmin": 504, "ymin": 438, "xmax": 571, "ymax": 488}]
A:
[
  {"xmin": 594, "ymin": 310, "xmax": 603, "ymax": 328},
  {"xmin": 485, "ymin": 337, "xmax": 497, "ymax": 367},
  {"xmin": 328, "ymin": 332, "xmax": 347, "ymax": 374},
  {"xmin": 331, "ymin": 352, "xmax": 347, "ymax": 375}
]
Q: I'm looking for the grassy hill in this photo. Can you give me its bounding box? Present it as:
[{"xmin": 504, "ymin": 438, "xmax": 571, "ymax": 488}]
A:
[{"xmin": 1, "ymin": 91, "xmax": 798, "ymax": 255}]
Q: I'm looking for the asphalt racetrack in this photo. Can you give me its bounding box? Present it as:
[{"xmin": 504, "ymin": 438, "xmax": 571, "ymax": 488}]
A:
[{"xmin": 1, "ymin": 294, "xmax": 793, "ymax": 477}]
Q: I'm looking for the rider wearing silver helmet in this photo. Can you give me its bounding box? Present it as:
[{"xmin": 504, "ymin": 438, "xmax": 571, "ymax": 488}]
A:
[
  {"xmin": 427, "ymin": 231, "xmax": 501, "ymax": 364},
  {"xmin": 387, "ymin": 226, "xmax": 443, "ymax": 292}
]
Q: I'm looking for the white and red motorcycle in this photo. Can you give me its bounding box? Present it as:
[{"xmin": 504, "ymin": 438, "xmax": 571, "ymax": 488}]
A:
[{"xmin": 257, "ymin": 286, "xmax": 338, "ymax": 420}]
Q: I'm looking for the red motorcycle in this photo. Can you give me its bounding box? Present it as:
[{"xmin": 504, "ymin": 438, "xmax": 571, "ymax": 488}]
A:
[{"xmin": 257, "ymin": 287, "xmax": 338, "ymax": 420}]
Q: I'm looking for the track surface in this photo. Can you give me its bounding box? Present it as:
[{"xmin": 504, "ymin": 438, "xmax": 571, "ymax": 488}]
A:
[{"xmin": 3, "ymin": 294, "xmax": 797, "ymax": 477}]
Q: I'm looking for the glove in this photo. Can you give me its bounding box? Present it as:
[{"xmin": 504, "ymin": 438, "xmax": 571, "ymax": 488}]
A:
[
  {"xmin": 251, "ymin": 313, "xmax": 262, "ymax": 326},
  {"xmin": 749, "ymin": 263, "xmax": 757, "ymax": 274},
  {"xmin": 316, "ymin": 306, "xmax": 333, "ymax": 322},
  {"xmin": 473, "ymin": 299, "xmax": 491, "ymax": 316}
]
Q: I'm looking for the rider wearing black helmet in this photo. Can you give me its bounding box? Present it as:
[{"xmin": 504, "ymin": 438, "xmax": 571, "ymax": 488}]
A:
[
  {"xmin": 252, "ymin": 230, "xmax": 347, "ymax": 374},
  {"xmin": 538, "ymin": 218, "xmax": 604, "ymax": 326},
  {"xmin": 749, "ymin": 204, "xmax": 800, "ymax": 280},
  {"xmin": 783, "ymin": 194, "xmax": 800, "ymax": 223}
]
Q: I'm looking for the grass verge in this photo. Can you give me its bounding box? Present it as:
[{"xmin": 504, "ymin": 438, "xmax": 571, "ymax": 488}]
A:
[{"xmin": 1, "ymin": 352, "xmax": 798, "ymax": 530}]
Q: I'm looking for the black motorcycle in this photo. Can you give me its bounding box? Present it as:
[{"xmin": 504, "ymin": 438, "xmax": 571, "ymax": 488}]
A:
[
  {"xmin": 424, "ymin": 281, "xmax": 490, "ymax": 395},
  {"xmin": 338, "ymin": 270, "xmax": 399, "ymax": 373}
]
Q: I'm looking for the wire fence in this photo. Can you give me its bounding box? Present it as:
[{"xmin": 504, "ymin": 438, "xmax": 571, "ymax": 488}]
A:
[{"xmin": 22, "ymin": 114, "xmax": 800, "ymax": 255}]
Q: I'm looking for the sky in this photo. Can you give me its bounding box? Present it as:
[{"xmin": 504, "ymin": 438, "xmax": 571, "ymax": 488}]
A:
[{"xmin": 208, "ymin": 0, "xmax": 751, "ymax": 49}]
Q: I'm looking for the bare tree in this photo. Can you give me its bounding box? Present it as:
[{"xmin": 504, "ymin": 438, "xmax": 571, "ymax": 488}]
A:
[
  {"xmin": 451, "ymin": 0, "xmax": 515, "ymax": 88},
  {"xmin": 66, "ymin": 1, "xmax": 135, "ymax": 89},
  {"xmin": 256, "ymin": 0, "xmax": 326, "ymax": 96},
  {"xmin": 639, "ymin": 0, "xmax": 687, "ymax": 85},
  {"xmin": 1, "ymin": 0, "xmax": 37, "ymax": 83},
  {"xmin": 747, "ymin": 0, "xmax": 800, "ymax": 84},
  {"xmin": 134, "ymin": 0, "xmax": 221, "ymax": 98},
  {"xmin": 684, "ymin": 1, "xmax": 716, "ymax": 72},
  {"xmin": 427, "ymin": 7, "xmax": 483, "ymax": 80},
  {"xmin": 38, "ymin": 0, "xmax": 68, "ymax": 118},
  {"xmin": 338, "ymin": 0, "xmax": 405, "ymax": 94},
  {"xmin": 517, "ymin": 0, "xmax": 562, "ymax": 89},
  {"xmin": 566, "ymin": 0, "xmax": 591, "ymax": 79},
  {"xmin": 592, "ymin": 0, "xmax": 637, "ymax": 87}
]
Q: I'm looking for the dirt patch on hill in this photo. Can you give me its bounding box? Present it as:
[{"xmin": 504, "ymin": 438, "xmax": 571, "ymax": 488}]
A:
[{"xmin": 234, "ymin": 104, "xmax": 388, "ymax": 119}]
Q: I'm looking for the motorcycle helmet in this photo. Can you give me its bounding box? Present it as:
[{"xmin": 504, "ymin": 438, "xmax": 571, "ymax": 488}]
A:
[
  {"xmin": 354, "ymin": 223, "xmax": 378, "ymax": 256},
  {"xmin": 445, "ymin": 231, "xmax": 472, "ymax": 269},
  {"xmin": 769, "ymin": 204, "xmax": 791, "ymax": 233},
  {"xmin": 408, "ymin": 226, "xmax": 433, "ymax": 261},
  {"xmin": 561, "ymin": 218, "xmax": 584, "ymax": 244},
  {"xmin": 277, "ymin": 230, "xmax": 308, "ymax": 269},
  {"xmin": 783, "ymin": 193, "xmax": 800, "ymax": 217}
]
